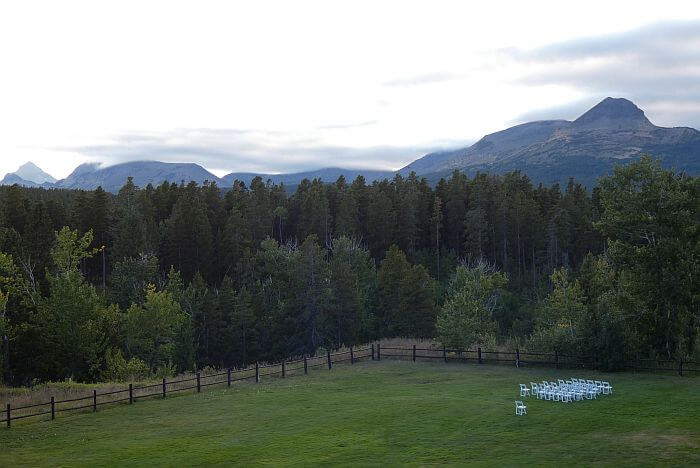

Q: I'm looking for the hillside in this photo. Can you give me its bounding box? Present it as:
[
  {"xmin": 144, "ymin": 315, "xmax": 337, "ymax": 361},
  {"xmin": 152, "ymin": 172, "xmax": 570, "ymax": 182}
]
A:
[
  {"xmin": 402, "ymin": 97, "xmax": 700, "ymax": 187},
  {"xmin": 222, "ymin": 167, "xmax": 393, "ymax": 188},
  {"xmin": 1, "ymin": 162, "xmax": 57, "ymax": 187},
  {"xmin": 3, "ymin": 98, "xmax": 699, "ymax": 192},
  {"xmin": 55, "ymin": 161, "xmax": 223, "ymax": 192}
]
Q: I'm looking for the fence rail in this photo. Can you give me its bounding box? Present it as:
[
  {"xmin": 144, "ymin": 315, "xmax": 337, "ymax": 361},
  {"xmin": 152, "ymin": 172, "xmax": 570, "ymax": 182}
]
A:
[
  {"xmin": 1, "ymin": 346, "xmax": 372, "ymax": 429},
  {"xmin": 374, "ymin": 343, "xmax": 700, "ymax": 376},
  {"xmin": 3, "ymin": 343, "xmax": 695, "ymax": 429}
]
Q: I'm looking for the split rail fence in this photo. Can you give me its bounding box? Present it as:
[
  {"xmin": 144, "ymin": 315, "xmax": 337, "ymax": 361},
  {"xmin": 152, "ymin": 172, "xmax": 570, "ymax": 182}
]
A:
[
  {"xmin": 2, "ymin": 346, "xmax": 372, "ymax": 429},
  {"xmin": 375, "ymin": 344, "xmax": 700, "ymax": 376},
  {"xmin": 4, "ymin": 343, "xmax": 697, "ymax": 429}
]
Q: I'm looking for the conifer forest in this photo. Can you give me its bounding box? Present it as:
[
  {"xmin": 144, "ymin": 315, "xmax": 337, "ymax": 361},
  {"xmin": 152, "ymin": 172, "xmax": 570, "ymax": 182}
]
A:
[{"xmin": 0, "ymin": 157, "xmax": 697, "ymax": 385}]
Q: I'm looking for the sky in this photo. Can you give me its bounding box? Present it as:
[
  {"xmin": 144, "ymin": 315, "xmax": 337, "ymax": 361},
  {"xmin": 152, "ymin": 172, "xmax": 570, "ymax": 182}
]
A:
[{"xmin": 2, "ymin": 1, "xmax": 700, "ymax": 179}]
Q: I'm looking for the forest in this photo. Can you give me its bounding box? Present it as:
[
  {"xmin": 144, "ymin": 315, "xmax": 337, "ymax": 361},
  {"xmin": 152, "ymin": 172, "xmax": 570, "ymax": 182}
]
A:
[{"xmin": 0, "ymin": 156, "xmax": 697, "ymax": 385}]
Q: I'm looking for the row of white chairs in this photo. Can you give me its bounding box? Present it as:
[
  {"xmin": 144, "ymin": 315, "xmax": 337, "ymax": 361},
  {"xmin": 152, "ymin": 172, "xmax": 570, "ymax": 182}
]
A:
[{"xmin": 519, "ymin": 378, "xmax": 612, "ymax": 403}]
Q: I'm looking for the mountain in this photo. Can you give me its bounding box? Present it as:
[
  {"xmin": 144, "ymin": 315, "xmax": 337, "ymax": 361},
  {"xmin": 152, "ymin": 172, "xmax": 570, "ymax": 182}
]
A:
[
  {"xmin": 401, "ymin": 97, "xmax": 700, "ymax": 187},
  {"xmin": 14, "ymin": 162, "xmax": 57, "ymax": 184},
  {"xmin": 56, "ymin": 161, "xmax": 222, "ymax": 192},
  {"xmin": 0, "ymin": 173, "xmax": 42, "ymax": 188},
  {"xmin": 222, "ymin": 167, "xmax": 394, "ymax": 188},
  {"xmin": 4, "ymin": 98, "xmax": 698, "ymax": 193},
  {"xmin": 1, "ymin": 161, "xmax": 57, "ymax": 187}
]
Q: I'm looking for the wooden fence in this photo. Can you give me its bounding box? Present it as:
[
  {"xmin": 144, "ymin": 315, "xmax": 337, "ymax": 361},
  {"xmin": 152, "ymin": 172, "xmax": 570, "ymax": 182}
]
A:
[
  {"xmin": 1, "ymin": 346, "xmax": 372, "ymax": 429},
  {"xmin": 376, "ymin": 344, "xmax": 700, "ymax": 376},
  {"xmin": 4, "ymin": 343, "xmax": 697, "ymax": 429}
]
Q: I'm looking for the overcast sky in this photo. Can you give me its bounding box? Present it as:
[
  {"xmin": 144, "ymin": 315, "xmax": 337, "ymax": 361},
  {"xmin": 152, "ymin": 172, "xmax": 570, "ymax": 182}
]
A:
[{"xmin": 2, "ymin": 1, "xmax": 700, "ymax": 179}]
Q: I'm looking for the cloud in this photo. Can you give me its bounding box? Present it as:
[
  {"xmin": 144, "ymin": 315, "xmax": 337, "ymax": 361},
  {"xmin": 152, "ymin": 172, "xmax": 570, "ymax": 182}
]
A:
[
  {"xmin": 508, "ymin": 97, "xmax": 604, "ymax": 125},
  {"xmin": 383, "ymin": 72, "xmax": 459, "ymax": 87},
  {"xmin": 319, "ymin": 120, "xmax": 378, "ymax": 130},
  {"xmin": 504, "ymin": 20, "xmax": 700, "ymax": 129},
  {"xmin": 62, "ymin": 128, "xmax": 442, "ymax": 175}
]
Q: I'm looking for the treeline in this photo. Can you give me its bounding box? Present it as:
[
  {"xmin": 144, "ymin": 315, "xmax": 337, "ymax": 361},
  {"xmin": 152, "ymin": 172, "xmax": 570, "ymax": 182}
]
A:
[{"xmin": 0, "ymin": 156, "xmax": 697, "ymax": 384}]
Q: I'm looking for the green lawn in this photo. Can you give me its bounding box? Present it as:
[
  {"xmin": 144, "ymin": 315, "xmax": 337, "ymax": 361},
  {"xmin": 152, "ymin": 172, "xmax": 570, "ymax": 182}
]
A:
[{"xmin": 1, "ymin": 360, "xmax": 698, "ymax": 467}]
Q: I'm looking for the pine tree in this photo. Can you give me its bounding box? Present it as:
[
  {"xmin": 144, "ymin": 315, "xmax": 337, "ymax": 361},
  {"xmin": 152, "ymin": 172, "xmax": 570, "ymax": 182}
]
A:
[
  {"xmin": 430, "ymin": 196, "xmax": 443, "ymax": 280},
  {"xmin": 162, "ymin": 183, "xmax": 213, "ymax": 282}
]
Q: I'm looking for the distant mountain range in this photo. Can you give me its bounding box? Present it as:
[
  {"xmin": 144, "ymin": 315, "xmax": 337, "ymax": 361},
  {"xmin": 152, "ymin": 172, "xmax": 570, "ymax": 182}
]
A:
[
  {"xmin": 400, "ymin": 97, "xmax": 700, "ymax": 187},
  {"xmin": 57, "ymin": 161, "xmax": 220, "ymax": 192},
  {"xmin": 0, "ymin": 162, "xmax": 57, "ymax": 188},
  {"xmin": 220, "ymin": 168, "xmax": 393, "ymax": 188},
  {"xmin": 2, "ymin": 97, "xmax": 699, "ymax": 192}
]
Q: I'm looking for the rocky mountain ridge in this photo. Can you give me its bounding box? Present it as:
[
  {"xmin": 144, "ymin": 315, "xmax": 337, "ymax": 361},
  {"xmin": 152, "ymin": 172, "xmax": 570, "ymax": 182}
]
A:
[{"xmin": 2, "ymin": 98, "xmax": 698, "ymax": 192}]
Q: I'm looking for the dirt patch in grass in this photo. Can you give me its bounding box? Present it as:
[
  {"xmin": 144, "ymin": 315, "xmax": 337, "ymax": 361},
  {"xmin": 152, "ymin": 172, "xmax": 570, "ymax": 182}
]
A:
[
  {"xmin": 623, "ymin": 431, "xmax": 699, "ymax": 449},
  {"xmin": 595, "ymin": 430, "xmax": 700, "ymax": 454}
]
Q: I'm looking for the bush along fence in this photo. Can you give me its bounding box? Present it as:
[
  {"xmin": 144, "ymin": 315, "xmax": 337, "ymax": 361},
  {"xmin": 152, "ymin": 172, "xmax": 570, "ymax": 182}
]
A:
[
  {"xmin": 1, "ymin": 346, "xmax": 373, "ymax": 429},
  {"xmin": 375, "ymin": 344, "xmax": 700, "ymax": 376}
]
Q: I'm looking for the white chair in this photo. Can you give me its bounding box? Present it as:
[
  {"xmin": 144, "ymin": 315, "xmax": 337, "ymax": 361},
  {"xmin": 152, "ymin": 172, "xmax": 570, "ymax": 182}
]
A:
[
  {"xmin": 515, "ymin": 400, "xmax": 527, "ymax": 415},
  {"xmin": 536, "ymin": 384, "xmax": 547, "ymax": 400},
  {"xmin": 520, "ymin": 384, "xmax": 531, "ymax": 397},
  {"xmin": 602, "ymin": 381, "xmax": 613, "ymax": 395}
]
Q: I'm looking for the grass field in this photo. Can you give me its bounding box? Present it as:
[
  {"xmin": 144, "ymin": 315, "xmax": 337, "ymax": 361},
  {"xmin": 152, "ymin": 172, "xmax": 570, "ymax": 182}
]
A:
[{"xmin": 1, "ymin": 360, "xmax": 698, "ymax": 467}]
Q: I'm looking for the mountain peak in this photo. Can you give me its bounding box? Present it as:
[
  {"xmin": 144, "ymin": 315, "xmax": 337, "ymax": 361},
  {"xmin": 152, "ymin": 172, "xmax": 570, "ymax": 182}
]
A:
[
  {"xmin": 18, "ymin": 161, "xmax": 41, "ymax": 171},
  {"xmin": 573, "ymin": 97, "xmax": 653, "ymax": 130},
  {"xmin": 14, "ymin": 161, "xmax": 57, "ymax": 184}
]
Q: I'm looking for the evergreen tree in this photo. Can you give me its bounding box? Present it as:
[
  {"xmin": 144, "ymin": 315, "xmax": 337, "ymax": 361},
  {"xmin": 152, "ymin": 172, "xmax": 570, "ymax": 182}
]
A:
[
  {"xmin": 326, "ymin": 237, "xmax": 376, "ymax": 346},
  {"xmin": 430, "ymin": 196, "xmax": 443, "ymax": 280},
  {"xmin": 161, "ymin": 182, "xmax": 213, "ymax": 282},
  {"xmin": 530, "ymin": 268, "xmax": 587, "ymax": 355},
  {"xmin": 437, "ymin": 262, "xmax": 506, "ymax": 349},
  {"xmin": 376, "ymin": 245, "xmax": 437, "ymax": 337},
  {"xmin": 367, "ymin": 184, "xmax": 396, "ymax": 259},
  {"xmin": 109, "ymin": 253, "xmax": 159, "ymax": 309}
]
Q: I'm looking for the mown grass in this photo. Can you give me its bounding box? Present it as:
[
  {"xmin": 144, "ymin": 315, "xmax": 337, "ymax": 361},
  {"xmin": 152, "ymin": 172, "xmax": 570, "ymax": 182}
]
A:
[{"xmin": 1, "ymin": 360, "xmax": 698, "ymax": 467}]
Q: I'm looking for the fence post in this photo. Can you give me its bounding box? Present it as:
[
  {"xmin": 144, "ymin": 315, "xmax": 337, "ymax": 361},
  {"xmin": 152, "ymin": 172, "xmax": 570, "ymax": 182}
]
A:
[
  {"xmin": 327, "ymin": 349, "xmax": 332, "ymax": 370},
  {"xmin": 554, "ymin": 350, "xmax": 559, "ymax": 369},
  {"xmin": 516, "ymin": 349, "xmax": 520, "ymax": 368},
  {"xmin": 350, "ymin": 347, "xmax": 354, "ymax": 364},
  {"xmin": 304, "ymin": 356, "xmax": 308, "ymax": 374},
  {"xmin": 371, "ymin": 344, "xmax": 375, "ymax": 360},
  {"xmin": 196, "ymin": 373, "xmax": 201, "ymax": 393},
  {"xmin": 255, "ymin": 362, "xmax": 260, "ymax": 383},
  {"xmin": 6, "ymin": 403, "xmax": 10, "ymax": 428},
  {"xmin": 443, "ymin": 346, "xmax": 447, "ymax": 363},
  {"xmin": 413, "ymin": 345, "xmax": 416, "ymax": 362},
  {"xmin": 227, "ymin": 368, "xmax": 231, "ymax": 387},
  {"xmin": 282, "ymin": 360, "xmax": 286, "ymax": 378},
  {"xmin": 478, "ymin": 347, "xmax": 482, "ymax": 364},
  {"xmin": 679, "ymin": 359, "xmax": 683, "ymax": 377},
  {"xmin": 93, "ymin": 389, "xmax": 97, "ymax": 412},
  {"xmin": 129, "ymin": 384, "xmax": 133, "ymax": 404},
  {"xmin": 51, "ymin": 396, "xmax": 55, "ymax": 420},
  {"xmin": 377, "ymin": 343, "xmax": 381, "ymax": 361}
]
